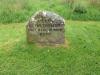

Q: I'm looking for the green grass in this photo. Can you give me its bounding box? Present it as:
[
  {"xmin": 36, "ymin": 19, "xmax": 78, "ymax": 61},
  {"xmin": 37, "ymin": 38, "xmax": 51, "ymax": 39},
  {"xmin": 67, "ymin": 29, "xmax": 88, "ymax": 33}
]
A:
[
  {"xmin": 0, "ymin": 0, "xmax": 100, "ymax": 23},
  {"xmin": 0, "ymin": 21, "xmax": 100, "ymax": 75}
]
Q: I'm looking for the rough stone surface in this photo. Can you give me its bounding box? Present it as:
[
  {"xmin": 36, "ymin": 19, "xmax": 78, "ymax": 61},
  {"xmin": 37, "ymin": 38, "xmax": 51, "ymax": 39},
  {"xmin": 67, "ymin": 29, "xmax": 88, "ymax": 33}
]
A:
[{"xmin": 26, "ymin": 10, "xmax": 65, "ymax": 45}]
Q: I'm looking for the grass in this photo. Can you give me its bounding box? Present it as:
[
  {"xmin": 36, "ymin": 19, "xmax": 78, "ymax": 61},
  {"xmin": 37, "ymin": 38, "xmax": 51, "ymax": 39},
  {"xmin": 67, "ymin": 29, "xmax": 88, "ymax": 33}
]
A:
[
  {"xmin": 0, "ymin": 0, "xmax": 100, "ymax": 23},
  {"xmin": 0, "ymin": 21, "xmax": 100, "ymax": 75}
]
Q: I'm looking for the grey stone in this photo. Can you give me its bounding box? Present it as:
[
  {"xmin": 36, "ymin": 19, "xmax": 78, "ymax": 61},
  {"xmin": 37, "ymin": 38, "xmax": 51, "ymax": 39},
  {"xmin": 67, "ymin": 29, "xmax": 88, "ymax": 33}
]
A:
[{"xmin": 26, "ymin": 10, "xmax": 65, "ymax": 45}]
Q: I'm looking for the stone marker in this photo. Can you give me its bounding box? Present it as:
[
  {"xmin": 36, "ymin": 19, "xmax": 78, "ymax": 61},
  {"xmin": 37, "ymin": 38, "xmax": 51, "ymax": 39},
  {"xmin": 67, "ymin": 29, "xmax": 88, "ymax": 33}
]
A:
[{"xmin": 26, "ymin": 10, "xmax": 65, "ymax": 45}]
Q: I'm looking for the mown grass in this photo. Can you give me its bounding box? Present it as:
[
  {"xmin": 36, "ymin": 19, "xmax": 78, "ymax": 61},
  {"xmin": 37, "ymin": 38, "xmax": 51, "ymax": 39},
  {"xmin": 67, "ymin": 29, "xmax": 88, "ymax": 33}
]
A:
[
  {"xmin": 0, "ymin": 0, "xmax": 100, "ymax": 23},
  {"xmin": 0, "ymin": 21, "xmax": 100, "ymax": 75}
]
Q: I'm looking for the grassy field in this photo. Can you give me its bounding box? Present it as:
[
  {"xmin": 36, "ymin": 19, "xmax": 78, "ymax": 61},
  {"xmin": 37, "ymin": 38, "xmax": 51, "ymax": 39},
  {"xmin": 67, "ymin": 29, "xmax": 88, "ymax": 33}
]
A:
[
  {"xmin": 0, "ymin": 0, "xmax": 100, "ymax": 23},
  {"xmin": 0, "ymin": 21, "xmax": 100, "ymax": 75},
  {"xmin": 0, "ymin": 0, "xmax": 100, "ymax": 75}
]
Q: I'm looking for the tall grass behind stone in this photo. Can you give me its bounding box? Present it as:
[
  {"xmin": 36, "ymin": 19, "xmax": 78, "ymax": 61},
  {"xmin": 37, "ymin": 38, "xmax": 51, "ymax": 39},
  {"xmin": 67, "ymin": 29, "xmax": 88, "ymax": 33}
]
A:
[
  {"xmin": 89, "ymin": 0, "xmax": 100, "ymax": 7},
  {"xmin": 0, "ymin": 0, "xmax": 100, "ymax": 23},
  {"xmin": 0, "ymin": 0, "xmax": 33, "ymax": 23}
]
